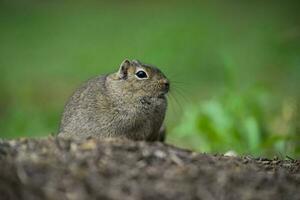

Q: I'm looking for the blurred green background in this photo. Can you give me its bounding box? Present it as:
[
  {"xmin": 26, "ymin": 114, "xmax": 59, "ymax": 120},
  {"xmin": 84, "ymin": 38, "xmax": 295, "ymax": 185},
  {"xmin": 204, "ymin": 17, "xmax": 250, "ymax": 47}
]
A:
[{"xmin": 0, "ymin": 0, "xmax": 299, "ymax": 158}]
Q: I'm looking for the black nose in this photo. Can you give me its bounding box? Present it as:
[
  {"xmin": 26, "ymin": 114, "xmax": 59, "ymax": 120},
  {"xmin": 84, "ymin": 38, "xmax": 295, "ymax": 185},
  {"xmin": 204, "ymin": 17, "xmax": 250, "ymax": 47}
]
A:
[{"xmin": 164, "ymin": 81, "xmax": 170, "ymax": 92}]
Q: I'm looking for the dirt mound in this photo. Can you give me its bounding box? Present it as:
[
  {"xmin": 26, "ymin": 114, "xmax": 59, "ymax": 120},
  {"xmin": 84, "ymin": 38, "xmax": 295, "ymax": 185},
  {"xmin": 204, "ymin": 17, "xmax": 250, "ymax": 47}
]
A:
[{"xmin": 0, "ymin": 137, "xmax": 299, "ymax": 200}]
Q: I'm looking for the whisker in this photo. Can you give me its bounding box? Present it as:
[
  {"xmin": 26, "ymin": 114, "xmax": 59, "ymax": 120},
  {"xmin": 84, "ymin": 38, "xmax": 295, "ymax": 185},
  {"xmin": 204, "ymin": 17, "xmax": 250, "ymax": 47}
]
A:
[
  {"xmin": 171, "ymin": 86, "xmax": 192, "ymax": 106},
  {"xmin": 168, "ymin": 91, "xmax": 184, "ymax": 115},
  {"xmin": 167, "ymin": 93, "xmax": 177, "ymax": 117},
  {"xmin": 170, "ymin": 81, "xmax": 186, "ymax": 85}
]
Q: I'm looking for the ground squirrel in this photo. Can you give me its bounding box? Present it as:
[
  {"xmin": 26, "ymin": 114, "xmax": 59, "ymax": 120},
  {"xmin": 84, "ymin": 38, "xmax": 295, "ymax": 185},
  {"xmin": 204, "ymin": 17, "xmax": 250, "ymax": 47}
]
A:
[{"xmin": 58, "ymin": 59, "xmax": 169, "ymax": 141}]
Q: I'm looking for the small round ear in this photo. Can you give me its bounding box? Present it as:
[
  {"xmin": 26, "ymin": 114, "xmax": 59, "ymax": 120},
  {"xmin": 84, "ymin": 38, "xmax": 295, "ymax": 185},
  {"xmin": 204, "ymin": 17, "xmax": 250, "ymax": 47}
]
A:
[
  {"xmin": 132, "ymin": 59, "xmax": 141, "ymax": 66},
  {"xmin": 118, "ymin": 59, "xmax": 131, "ymax": 79}
]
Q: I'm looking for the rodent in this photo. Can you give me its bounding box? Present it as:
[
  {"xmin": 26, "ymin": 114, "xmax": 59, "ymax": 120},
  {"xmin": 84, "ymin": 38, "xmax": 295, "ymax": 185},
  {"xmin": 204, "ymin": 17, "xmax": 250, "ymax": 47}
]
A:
[{"xmin": 58, "ymin": 59, "xmax": 169, "ymax": 141}]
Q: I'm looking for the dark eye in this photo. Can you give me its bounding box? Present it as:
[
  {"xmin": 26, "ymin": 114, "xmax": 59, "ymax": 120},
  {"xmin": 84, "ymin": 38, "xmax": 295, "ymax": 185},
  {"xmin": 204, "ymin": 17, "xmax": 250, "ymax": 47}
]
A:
[{"xmin": 135, "ymin": 70, "xmax": 148, "ymax": 79}]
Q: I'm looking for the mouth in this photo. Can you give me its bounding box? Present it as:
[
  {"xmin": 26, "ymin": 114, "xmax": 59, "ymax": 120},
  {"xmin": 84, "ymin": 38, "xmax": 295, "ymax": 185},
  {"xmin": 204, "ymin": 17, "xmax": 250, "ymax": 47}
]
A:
[
  {"xmin": 158, "ymin": 86, "xmax": 169, "ymax": 99},
  {"xmin": 158, "ymin": 79, "xmax": 170, "ymax": 95},
  {"xmin": 158, "ymin": 93, "xmax": 166, "ymax": 99}
]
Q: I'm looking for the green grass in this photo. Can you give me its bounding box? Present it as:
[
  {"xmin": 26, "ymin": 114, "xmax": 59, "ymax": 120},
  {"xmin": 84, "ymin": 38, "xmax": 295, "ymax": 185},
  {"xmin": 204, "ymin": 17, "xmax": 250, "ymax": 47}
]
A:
[
  {"xmin": 0, "ymin": 1, "xmax": 299, "ymax": 157},
  {"xmin": 171, "ymin": 85, "xmax": 300, "ymax": 157}
]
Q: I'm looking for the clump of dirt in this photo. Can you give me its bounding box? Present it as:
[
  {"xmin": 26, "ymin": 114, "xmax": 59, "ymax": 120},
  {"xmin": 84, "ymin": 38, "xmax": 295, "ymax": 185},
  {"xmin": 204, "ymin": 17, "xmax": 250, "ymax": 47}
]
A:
[{"xmin": 0, "ymin": 137, "xmax": 299, "ymax": 200}]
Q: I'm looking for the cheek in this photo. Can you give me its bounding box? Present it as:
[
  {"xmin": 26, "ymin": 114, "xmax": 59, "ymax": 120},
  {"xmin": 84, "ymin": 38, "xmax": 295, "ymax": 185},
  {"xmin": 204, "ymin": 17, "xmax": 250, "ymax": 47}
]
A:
[
  {"xmin": 133, "ymin": 81, "xmax": 158, "ymax": 95},
  {"xmin": 143, "ymin": 82, "xmax": 157, "ymax": 93},
  {"xmin": 130, "ymin": 81, "xmax": 147, "ymax": 94},
  {"xmin": 122, "ymin": 81, "xmax": 138, "ymax": 93}
]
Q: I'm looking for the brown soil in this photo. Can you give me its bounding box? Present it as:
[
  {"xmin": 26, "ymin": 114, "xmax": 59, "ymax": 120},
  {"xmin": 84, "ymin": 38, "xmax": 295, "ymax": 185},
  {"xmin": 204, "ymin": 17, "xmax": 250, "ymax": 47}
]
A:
[{"xmin": 0, "ymin": 137, "xmax": 299, "ymax": 200}]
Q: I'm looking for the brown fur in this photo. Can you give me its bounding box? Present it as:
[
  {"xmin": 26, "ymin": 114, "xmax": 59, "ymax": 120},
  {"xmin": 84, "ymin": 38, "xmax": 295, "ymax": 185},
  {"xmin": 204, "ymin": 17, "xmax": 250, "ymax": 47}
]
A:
[{"xmin": 58, "ymin": 59, "xmax": 169, "ymax": 141}]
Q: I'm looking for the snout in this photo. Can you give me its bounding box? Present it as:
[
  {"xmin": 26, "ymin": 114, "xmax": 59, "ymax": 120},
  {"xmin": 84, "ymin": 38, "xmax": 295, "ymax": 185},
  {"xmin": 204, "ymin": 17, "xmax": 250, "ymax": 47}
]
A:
[{"xmin": 159, "ymin": 79, "xmax": 170, "ymax": 93}]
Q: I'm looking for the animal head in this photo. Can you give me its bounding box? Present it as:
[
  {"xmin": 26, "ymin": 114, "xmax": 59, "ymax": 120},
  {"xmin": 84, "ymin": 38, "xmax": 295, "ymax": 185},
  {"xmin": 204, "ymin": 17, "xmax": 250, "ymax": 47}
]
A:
[{"xmin": 109, "ymin": 59, "xmax": 169, "ymax": 100}]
